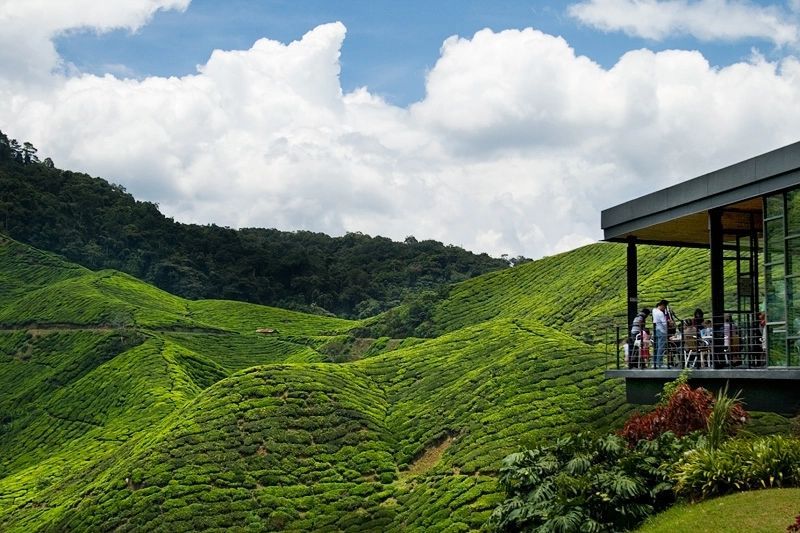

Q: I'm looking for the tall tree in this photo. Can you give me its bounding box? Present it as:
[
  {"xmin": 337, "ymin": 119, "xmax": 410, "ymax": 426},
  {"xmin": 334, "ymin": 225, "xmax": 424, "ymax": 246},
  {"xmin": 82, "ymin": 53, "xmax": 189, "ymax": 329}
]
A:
[
  {"xmin": 0, "ymin": 130, "xmax": 9, "ymax": 160},
  {"xmin": 21, "ymin": 142, "xmax": 38, "ymax": 165},
  {"xmin": 8, "ymin": 139, "xmax": 21, "ymax": 162}
]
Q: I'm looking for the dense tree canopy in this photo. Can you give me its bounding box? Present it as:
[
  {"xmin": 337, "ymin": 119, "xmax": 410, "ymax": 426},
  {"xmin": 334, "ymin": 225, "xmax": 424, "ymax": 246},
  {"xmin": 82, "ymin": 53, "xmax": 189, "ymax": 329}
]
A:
[{"xmin": 0, "ymin": 130, "xmax": 511, "ymax": 317}]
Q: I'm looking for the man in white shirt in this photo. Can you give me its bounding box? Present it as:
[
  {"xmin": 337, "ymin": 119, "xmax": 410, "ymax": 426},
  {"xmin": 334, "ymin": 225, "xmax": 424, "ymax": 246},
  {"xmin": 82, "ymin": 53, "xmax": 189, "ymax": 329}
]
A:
[{"xmin": 652, "ymin": 299, "xmax": 669, "ymax": 368}]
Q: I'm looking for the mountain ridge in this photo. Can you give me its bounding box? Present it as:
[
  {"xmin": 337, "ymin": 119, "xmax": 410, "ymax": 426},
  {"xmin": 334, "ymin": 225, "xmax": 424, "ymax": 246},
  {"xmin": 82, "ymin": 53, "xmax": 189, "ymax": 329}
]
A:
[{"xmin": 0, "ymin": 139, "xmax": 511, "ymax": 318}]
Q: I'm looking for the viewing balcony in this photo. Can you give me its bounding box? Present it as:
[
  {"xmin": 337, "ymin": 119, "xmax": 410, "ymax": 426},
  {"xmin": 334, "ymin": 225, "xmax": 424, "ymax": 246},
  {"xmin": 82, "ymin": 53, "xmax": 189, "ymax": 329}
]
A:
[
  {"xmin": 600, "ymin": 142, "xmax": 800, "ymax": 415},
  {"xmin": 602, "ymin": 316, "xmax": 800, "ymax": 414}
]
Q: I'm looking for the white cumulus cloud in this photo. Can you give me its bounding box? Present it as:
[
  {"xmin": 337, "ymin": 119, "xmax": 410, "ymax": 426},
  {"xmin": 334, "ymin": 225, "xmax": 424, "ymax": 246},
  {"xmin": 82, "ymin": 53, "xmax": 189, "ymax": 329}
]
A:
[
  {"xmin": 0, "ymin": 0, "xmax": 189, "ymax": 85},
  {"xmin": 2, "ymin": 1, "xmax": 800, "ymax": 259},
  {"xmin": 568, "ymin": 0, "xmax": 799, "ymax": 45}
]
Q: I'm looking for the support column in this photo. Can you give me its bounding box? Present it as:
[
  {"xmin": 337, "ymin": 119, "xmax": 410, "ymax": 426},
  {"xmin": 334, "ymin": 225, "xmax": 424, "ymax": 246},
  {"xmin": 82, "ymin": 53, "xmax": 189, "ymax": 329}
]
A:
[
  {"xmin": 709, "ymin": 209, "xmax": 725, "ymax": 363},
  {"xmin": 627, "ymin": 236, "xmax": 638, "ymax": 329}
]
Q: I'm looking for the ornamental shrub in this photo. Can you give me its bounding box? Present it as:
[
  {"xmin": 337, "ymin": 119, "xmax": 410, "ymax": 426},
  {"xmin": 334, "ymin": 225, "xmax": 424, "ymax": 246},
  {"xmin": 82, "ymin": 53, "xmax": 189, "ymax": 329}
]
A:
[
  {"xmin": 619, "ymin": 383, "xmax": 748, "ymax": 447},
  {"xmin": 489, "ymin": 431, "xmax": 699, "ymax": 533},
  {"xmin": 619, "ymin": 384, "xmax": 712, "ymax": 445},
  {"xmin": 673, "ymin": 435, "xmax": 800, "ymax": 500}
]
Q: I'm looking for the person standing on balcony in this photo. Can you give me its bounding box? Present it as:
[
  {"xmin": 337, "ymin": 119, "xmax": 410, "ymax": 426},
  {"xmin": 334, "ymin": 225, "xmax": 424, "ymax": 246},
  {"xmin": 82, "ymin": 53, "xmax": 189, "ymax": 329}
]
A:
[
  {"xmin": 652, "ymin": 299, "xmax": 669, "ymax": 368},
  {"xmin": 630, "ymin": 308, "xmax": 651, "ymax": 338},
  {"xmin": 629, "ymin": 308, "xmax": 651, "ymax": 368}
]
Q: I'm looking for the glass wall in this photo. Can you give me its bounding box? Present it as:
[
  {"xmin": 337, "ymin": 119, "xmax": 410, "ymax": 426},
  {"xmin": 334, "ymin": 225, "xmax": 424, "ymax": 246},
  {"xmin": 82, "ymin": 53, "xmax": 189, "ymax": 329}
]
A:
[
  {"xmin": 722, "ymin": 228, "xmax": 759, "ymax": 365},
  {"xmin": 764, "ymin": 188, "xmax": 800, "ymax": 366}
]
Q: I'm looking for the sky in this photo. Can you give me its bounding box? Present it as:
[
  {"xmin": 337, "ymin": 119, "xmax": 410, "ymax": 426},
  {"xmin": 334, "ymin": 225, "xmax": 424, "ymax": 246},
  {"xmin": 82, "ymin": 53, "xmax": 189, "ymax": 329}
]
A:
[{"xmin": 2, "ymin": 1, "xmax": 800, "ymax": 258}]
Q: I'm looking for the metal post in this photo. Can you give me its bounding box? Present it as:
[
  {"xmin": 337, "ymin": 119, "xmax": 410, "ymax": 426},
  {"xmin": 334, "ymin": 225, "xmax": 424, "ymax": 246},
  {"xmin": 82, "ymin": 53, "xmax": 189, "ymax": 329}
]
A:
[
  {"xmin": 627, "ymin": 237, "xmax": 638, "ymax": 330},
  {"xmin": 710, "ymin": 208, "xmax": 725, "ymax": 367}
]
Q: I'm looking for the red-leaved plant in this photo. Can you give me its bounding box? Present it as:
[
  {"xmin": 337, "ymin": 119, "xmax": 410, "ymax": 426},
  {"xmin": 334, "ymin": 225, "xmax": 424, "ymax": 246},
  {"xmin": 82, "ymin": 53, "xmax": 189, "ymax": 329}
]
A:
[
  {"xmin": 619, "ymin": 384, "xmax": 748, "ymax": 446},
  {"xmin": 788, "ymin": 513, "xmax": 800, "ymax": 532}
]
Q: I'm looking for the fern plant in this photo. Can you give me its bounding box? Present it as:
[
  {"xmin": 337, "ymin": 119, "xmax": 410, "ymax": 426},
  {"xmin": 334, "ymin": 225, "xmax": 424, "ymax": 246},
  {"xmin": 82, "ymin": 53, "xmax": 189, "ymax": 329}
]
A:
[{"xmin": 490, "ymin": 432, "xmax": 698, "ymax": 532}]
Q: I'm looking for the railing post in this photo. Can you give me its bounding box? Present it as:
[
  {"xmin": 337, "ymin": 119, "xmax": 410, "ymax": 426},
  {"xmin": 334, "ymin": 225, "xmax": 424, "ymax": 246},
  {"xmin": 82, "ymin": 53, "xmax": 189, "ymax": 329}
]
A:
[{"xmin": 616, "ymin": 325, "xmax": 621, "ymax": 370}]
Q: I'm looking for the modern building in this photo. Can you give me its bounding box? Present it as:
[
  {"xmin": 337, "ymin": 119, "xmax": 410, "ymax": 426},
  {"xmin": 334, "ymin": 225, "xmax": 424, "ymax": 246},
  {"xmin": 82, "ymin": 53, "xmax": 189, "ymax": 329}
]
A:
[{"xmin": 602, "ymin": 141, "xmax": 800, "ymax": 414}]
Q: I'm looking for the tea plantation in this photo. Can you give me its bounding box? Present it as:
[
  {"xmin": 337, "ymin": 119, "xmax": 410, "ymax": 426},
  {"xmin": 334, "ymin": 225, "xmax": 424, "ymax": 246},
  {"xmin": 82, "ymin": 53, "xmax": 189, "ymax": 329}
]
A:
[
  {"xmin": 0, "ymin": 235, "xmax": 735, "ymax": 531},
  {"xmin": 417, "ymin": 242, "xmax": 711, "ymax": 337}
]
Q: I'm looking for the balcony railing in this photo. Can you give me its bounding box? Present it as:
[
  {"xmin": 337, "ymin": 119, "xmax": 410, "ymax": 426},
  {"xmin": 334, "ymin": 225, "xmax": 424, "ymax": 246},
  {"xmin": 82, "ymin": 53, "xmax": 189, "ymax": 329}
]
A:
[{"xmin": 602, "ymin": 314, "xmax": 781, "ymax": 370}]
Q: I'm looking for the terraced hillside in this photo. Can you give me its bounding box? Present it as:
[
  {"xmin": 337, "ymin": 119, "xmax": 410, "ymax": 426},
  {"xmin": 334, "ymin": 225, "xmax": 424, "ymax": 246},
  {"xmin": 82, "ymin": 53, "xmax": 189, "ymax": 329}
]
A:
[
  {"xmin": 0, "ymin": 236, "xmax": 713, "ymax": 531},
  {"xmin": 419, "ymin": 243, "xmax": 711, "ymax": 338},
  {"xmin": 0, "ymin": 236, "xmax": 358, "ymax": 531}
]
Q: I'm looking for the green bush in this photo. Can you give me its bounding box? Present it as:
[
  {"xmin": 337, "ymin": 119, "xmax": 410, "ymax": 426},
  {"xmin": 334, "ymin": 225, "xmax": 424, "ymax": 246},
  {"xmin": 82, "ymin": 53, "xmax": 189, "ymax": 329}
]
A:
[
  {"xmin": 489, "ymin": 432, "xmax": 698, "ymax": 532},
  {"xmin": 673, "ymin": 435, "xmax": 800, "ymax": 500}
]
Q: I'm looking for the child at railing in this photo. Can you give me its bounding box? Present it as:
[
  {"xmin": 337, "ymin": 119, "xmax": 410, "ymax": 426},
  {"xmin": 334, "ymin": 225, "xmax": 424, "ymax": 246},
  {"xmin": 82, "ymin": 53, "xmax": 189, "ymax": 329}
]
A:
[{"xmin": 640, "ymin": 329, "xmax": 651, "ymax": 367}]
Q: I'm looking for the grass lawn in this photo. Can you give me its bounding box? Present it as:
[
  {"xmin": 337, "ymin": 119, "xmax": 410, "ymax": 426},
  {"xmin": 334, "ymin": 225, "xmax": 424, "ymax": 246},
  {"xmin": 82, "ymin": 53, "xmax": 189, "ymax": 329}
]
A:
[{"xmin": 638, "ymin": 488, "xmax": 800, "ymax": 533}]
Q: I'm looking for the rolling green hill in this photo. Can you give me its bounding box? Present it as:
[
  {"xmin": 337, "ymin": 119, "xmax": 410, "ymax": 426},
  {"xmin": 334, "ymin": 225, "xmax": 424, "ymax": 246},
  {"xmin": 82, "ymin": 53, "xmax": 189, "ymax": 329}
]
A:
[
  {"xmin": 429, "ymin": 243, "xmax": 711, "ymax": 336},
  {"xmin": 0, "ymin": 234, "xmax": 733, "ymax": 531},
  {"xmin": 9, "ymin": 318, "xmax": 627, "ymax": 532},
  {"xmin": 364, "ymin": 242, "xmax": 711, "ymax": 343}
]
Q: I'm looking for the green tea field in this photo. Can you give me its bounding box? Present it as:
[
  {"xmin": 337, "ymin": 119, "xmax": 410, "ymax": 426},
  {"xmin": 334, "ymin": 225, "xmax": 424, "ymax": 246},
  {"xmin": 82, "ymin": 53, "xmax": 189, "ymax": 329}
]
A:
[{"xmin": 0, "ymin": 235, "xmax": 719, "ymax": 531}]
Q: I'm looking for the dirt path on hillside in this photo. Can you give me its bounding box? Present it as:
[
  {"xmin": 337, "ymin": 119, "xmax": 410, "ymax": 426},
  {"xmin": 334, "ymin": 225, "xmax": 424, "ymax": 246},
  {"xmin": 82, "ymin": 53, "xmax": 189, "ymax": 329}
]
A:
[
  {"xmin": 0, "ymin": 325, "xmax": 113, "ymax": 336},
  {"xmin": 0, "ymin": 324, "xmax": 232, "ymax": 336}
]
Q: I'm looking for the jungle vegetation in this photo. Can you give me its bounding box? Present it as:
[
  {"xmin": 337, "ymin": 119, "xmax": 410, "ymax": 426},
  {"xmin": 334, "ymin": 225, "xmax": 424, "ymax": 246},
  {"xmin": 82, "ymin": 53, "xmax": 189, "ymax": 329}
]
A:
[{"xmin": 0, "ymin": 131, "xmax": 512, "ymax": 319}]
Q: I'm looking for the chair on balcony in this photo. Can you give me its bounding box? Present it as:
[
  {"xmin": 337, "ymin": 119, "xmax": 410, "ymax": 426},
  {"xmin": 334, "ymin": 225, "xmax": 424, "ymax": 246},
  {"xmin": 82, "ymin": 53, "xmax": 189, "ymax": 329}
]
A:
[
  {"xmin": 683, "ymin": 326, "xmax": 699, "ymax": 368},
  {"xmin": 698, "ymin": 336, "xmax": 711, "ymax": 368}
]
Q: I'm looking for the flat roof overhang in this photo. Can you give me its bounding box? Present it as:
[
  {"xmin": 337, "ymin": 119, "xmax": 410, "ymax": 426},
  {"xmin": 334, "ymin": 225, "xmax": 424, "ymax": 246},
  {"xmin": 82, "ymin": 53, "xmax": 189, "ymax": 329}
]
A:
[{"xmin": 602, "ymin": 141, "xmax": 800, "ymax": 246}]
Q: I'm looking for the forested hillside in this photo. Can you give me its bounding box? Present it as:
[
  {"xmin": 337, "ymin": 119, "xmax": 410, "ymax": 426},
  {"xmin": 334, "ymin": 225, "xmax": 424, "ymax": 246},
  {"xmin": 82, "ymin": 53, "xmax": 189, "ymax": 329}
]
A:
[
  {"xmin": 0, "ymin": 233, "xmax": 722, "ymax": 531},
  {"xmin": 0, "ymin": 131, "xmax": 510, "ymax": 318}
]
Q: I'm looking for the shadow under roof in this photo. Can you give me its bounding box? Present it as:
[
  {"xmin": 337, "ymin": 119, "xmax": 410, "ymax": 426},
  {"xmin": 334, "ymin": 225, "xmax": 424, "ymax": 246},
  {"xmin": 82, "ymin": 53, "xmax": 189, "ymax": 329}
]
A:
[{"xmin": 601, "ymin": 141, "xmax": 800, "ymax": 247}]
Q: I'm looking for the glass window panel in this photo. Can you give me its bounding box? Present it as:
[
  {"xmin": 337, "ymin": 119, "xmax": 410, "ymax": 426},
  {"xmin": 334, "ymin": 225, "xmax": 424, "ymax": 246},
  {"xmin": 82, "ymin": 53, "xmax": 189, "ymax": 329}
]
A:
[
  {"xmin": 739, "ymin": 294, "xmax": 753, "ymax": 317},
  {"xmin": 765, "ymin": 218, "xmax": 785, "ymax": 265},
  {"xmin": 738, "ymin": 274, "xmax": 754, "ymax": 300},
  {"xmin": 739, "ymin": 235, "xmax": 752, "ymax": 256},
  {"xmin": 767, "ymin": 325, "xmax": 787, "ymax": 366},
  {"xmin": 724, "ymin": 259, "xmax": 738, "ymax": 311},
  {"xmin": 790, "ymin": 339, "xmax": 800, "ymax": 367},
  {"xmin": 789, "ymin": 278, "xmax": 800, "ymax": 337},
  {"xmin": 766, "ymin": 263, "xmax": 785, "ymax": 323},
  {"xmin": 788, "ymin": 237, "xmax": 800, "ymax": 276},
  {"xmin": 767, "ymin": 194, "xmax": 785, "ymax": 218},
  {"xmin": 758, "ymin": 250, "xmax": 766, "ymax": 323},
  {"xmin": 788, "ymin": 189, "xmax": 800, "ymax": 236},
  {"xmin": 766, "ymin": 194, "xmax": 784, "ymax": 218}
]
